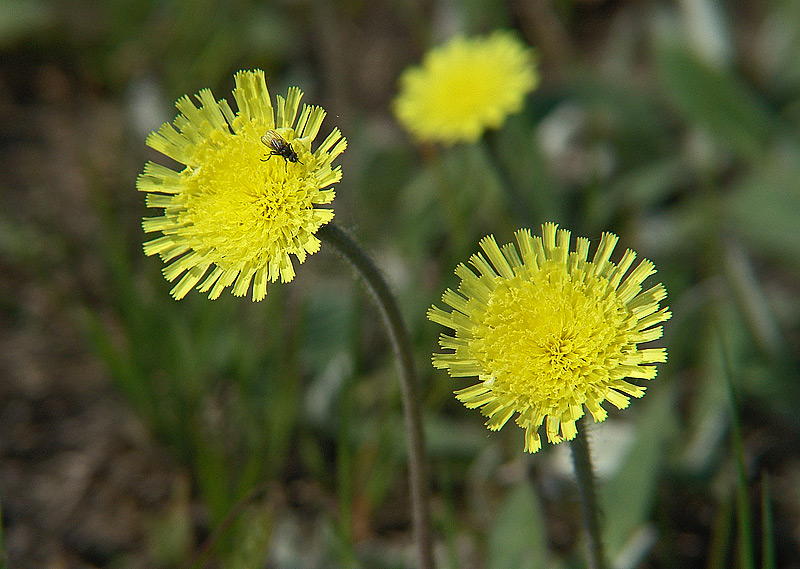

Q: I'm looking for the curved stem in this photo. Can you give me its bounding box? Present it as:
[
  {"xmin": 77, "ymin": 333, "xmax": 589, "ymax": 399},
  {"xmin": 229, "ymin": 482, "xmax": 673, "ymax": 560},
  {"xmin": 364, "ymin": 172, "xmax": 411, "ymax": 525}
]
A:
[
  {"xmin": 570, "ymin": 416, "xmax": 607, "ymax": 569},
  {"xmin": 318, "ymin": 223, "xmax": 434, "ymax": 569}
]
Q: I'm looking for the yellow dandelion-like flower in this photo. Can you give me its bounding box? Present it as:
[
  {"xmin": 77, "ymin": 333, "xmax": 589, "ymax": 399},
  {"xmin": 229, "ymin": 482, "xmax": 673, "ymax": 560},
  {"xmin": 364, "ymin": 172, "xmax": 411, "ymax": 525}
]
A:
[
  {"xmin": 428, "ymin": 223, "xmax": 672, "ymax": 453},
  {"xmin": 137, "ymin": 70, "xmax": 347, "ymax": 301},
  {"xmin": 393, "ymin": 31, "xmax": 537, "ymax": 145}
]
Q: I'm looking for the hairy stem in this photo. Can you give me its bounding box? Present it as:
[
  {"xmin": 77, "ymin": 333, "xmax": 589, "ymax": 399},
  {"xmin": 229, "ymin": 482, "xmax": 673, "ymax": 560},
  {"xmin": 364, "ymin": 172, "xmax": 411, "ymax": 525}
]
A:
[
  {"xmin": 570, "ymin": 416, "xmax": 607, "ymax": 569},
  {"xmin": 318, "ymin": 223, "xmax": 434, "ymax": 569}
]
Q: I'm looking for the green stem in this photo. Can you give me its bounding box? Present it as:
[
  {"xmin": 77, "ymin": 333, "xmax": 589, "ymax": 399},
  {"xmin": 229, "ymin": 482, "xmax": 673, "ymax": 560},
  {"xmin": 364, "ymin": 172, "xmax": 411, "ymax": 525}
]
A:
[
  {"xmin": 318, "ymin": 223, "xmax": 434, "ymax": 569},
  {"xmin": 570, "ymin": 416, "xmax": 607, "ymax": 569}
]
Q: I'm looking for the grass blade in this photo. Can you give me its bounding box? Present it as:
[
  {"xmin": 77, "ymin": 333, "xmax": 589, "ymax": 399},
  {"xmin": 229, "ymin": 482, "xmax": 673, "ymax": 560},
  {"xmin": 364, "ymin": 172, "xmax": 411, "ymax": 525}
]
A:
[
  {"xmin": 706, "ymin": 493, "xmax": 733, "ymax": 569},
  {"xmin": 760, "ymin": 473, "xmax": 775, "ymax": 569},
  {"xmin": 717, "ymin": 329, "xmax": 755, "ymax": 569}
]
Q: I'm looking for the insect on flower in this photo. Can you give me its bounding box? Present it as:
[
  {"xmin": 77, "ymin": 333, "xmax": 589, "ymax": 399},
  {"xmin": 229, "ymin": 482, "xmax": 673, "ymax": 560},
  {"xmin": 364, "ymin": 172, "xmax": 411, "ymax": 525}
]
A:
[
  {"xmin": 138, "ymin": 71, "xmax": 345, "ymax": 302},
  {"xmin": 261, "ymin": 129, "xmax": 302, "ymax": 164}
]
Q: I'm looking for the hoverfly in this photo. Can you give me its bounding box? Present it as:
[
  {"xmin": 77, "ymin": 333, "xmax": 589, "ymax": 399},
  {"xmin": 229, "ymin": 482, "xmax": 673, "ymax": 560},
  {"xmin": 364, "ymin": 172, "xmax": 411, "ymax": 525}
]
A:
[{"xmin": 261, "ymin": 130, "xmax": 302, "ymax": 164}]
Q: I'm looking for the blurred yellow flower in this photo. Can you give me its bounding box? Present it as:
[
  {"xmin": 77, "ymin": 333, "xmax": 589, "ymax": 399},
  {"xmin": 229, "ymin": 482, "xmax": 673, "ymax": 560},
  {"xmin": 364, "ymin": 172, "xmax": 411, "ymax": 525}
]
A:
[
  {"xmin": 428, "ymin": 223, "xmax": 671, "ymax": 453},
  {"xmin": 393, "ymin": 31, "xmax": 537, "ymax": 145},
  {"xmin": 137, "ymin": 70, "xmax": 346, "ymax": 301}
]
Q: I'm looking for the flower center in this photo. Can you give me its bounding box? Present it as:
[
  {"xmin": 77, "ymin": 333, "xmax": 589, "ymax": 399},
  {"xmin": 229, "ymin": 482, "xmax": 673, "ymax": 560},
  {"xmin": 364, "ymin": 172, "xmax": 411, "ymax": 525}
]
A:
[
  {"xmin": 176, "ymin": 123, "xmax": 314, "ymax": 269},
  {"xmin": 470, "ymin": 264, "xmax": 633, "ymax": 409}
]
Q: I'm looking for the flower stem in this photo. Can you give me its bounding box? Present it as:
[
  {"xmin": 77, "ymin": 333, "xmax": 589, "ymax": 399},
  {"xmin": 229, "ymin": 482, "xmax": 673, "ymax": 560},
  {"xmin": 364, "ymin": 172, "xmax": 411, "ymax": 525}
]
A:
[
  {"xmin": 318, "ymin": 223, "xmax": 434, "ymax": 569},
  {"xmin": 570, "ymin": 416, "xmax": 607, "ymax": 569}
]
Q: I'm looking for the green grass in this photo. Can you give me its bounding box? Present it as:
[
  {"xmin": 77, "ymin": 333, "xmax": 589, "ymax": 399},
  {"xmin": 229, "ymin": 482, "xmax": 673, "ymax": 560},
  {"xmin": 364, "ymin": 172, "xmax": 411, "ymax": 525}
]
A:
[{"xmin": 2, "ymin": 0, "xmax": 799, "ymax": 567}]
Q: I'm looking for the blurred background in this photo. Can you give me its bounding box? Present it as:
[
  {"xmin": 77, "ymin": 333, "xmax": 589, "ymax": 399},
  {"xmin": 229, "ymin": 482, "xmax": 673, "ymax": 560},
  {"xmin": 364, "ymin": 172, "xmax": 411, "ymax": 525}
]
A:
[{"xmin": 1, "ymin": 0, "xmax": 800, "ymax": 567}]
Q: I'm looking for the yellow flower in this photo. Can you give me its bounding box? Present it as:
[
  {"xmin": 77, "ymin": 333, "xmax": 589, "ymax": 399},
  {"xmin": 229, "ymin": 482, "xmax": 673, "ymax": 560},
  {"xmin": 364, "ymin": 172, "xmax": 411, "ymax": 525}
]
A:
[
  {"xmin": 393, "ymin": 31, "xmax": 537, "ymax": 145},
  {"xmin": 137, "ymin": 70, "xmax": 346, "ymax": 301},
  {"xmin": 428, "ymin": 223, "xmax": 671, "ymax": 453}
]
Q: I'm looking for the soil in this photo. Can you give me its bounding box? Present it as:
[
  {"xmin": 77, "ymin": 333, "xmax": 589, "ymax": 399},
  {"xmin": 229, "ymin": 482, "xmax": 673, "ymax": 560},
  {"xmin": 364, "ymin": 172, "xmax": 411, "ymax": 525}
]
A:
[{"xmin": 0, "ymin": 58, "xmax": 187, "ymax": 569}]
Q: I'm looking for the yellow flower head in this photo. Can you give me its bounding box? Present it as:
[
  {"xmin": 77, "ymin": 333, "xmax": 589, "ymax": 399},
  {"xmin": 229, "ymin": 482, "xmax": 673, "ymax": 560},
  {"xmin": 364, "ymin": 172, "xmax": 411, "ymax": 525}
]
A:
[
  {"xmin": 137, "ymin": 70, "xmax": 346, "ymax": 301},
  {"xmin": 428, "ymin": 223, "xmax": 671, "ymax": 453},
  {"xmin": 393, "ymin": 31, "xmax": 537, "ymax": 145}
]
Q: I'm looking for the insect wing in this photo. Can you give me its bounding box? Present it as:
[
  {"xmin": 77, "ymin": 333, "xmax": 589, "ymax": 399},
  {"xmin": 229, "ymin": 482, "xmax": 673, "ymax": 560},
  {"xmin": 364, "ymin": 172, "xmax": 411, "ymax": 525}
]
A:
[
  {"xmin": 261, "ymin": 129, "xmax": 286, "ymax": 152},
  {"xmin": 261, "ymin": 129, "xmax": 301, "ymax": 163}
]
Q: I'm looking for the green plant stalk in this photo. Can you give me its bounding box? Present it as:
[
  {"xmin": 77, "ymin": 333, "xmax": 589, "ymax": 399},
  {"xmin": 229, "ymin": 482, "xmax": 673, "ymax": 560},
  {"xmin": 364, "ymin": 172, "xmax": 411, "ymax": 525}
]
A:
[
  {"xmin": 187, "ymin": 483, "xmax": 267, "ymax": 569},
  {"xmin": 761, "ymin": 473, "xmax": 775, "ymax": 569},
  {"xmin": 337, "ymin": 371, "xmax": 358, "ymax": 568},
  {"xmin": 570, "ymin": 416, "xmax": 607, "ymax": 569},
  {"xmin": 718, "ymin": 331, "xmax": 755, "ymax": 569},
  {"xmin": 318, "ymin": 223, "xmax": 434, "ymax": 569},
  {"xmin": 707, "ymin": 493, "xmax": 734, "ymax": 569}
]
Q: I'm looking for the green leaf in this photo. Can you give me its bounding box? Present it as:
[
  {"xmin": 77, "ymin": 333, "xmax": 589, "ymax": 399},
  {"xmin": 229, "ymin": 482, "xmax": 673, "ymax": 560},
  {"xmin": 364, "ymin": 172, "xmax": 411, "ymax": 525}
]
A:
[
  {"xmin": 492, "ymin": 114, "xmax": 562, "ymax": 222},
  {"xmin": 601, "ymin": 383, "xmax": 679, "ymax": 558},
  {"xmin": 722, "ymin": 241, "xmax": 786, "ymax": 359},
  {"xmin": 487, "ymin": 480, "xmax": 548, "ymax": 569},
  {"xmin": 609, "ymin": 157, "xmax": 689, "ymax": 208},
  {"xmin": 0, "ymin": 0, "xmax": 52, "ymax": 48},
  {"xmin": 656, "ymin": 42, "xmax": 777, "ymax": 160},
  {"xmin": 725, "ymin": 155, "xmax": 800, "ymax": 268}
]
